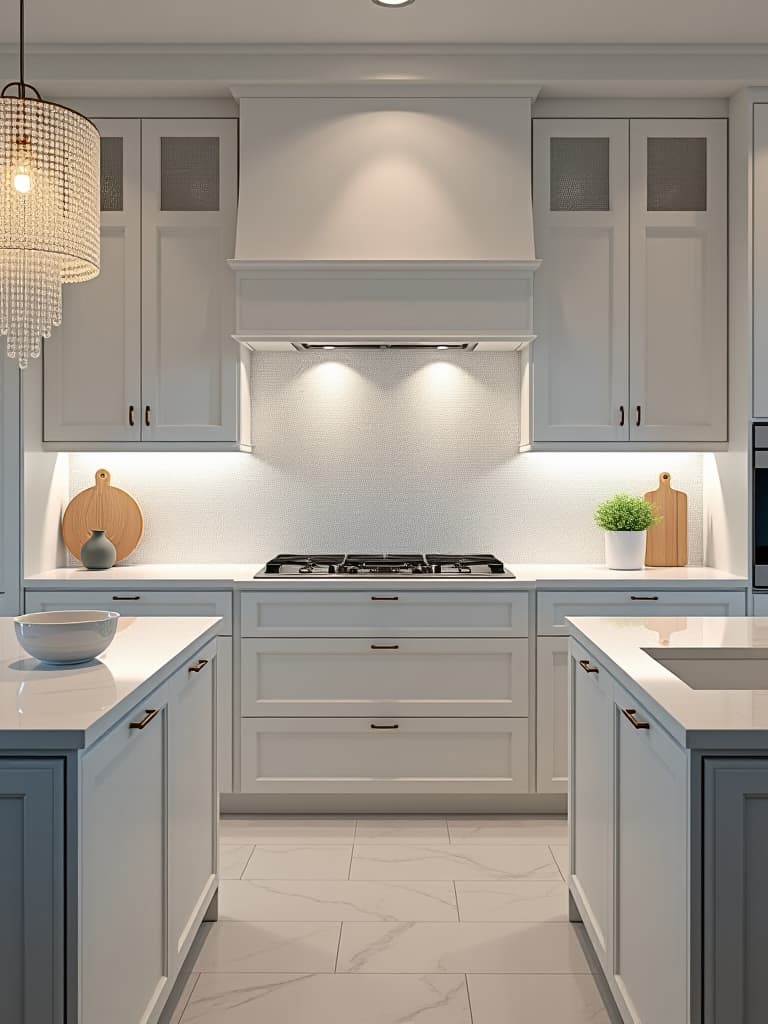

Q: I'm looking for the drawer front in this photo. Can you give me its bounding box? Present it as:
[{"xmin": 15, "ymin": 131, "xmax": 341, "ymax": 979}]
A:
[
  {"xmin": 241, "ymin": 591, "xmax": 529, "ymax": 637},
  {"xmin": 25, "ymin": 589, "xmax": 233, "ymax": 635},
  {"xmin": 241, "ymin": 717, "xmax": 529, "ymax": 794},
  {"xmin": 241, "ymin": 638, "xmax": 529, "ymax": 716},
  {"xmin": 537, "ymin": 589, "xmax": 745, "ymax": 636}
]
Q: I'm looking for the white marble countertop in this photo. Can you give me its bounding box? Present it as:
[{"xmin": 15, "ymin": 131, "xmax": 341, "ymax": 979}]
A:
[
  {"xmin": 568, "ymin": 616, "xmax": 768, "ymax": 749},
  {"xmin": 0, "ymin": 616, "xmax": 220, "ymax": 750},
  {"xmin": 24, "ymin": 563, "xmax": 748, "ymax": 591}
]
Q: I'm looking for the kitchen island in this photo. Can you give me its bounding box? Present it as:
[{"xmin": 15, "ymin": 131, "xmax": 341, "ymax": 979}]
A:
[
  {"xmin": 567, "ymin": 615, "xmax": 768, "ymax": 1024},
  {"xmin": 0, "ymin": 615, "xmax": 221, "ymax": 1024}
]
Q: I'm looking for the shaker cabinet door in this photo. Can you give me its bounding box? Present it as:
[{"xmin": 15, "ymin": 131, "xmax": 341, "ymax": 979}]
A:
[
  {"xmin": 44, "ymin": 118, "xmax": 142, "ymax": 444},
  {"xmin": 628, "ymin": 119, "xmax": 727, "ymax": 443},
  {"xmin": 531, "ymin": 119, "xmax": 630, "ymax": 443}
]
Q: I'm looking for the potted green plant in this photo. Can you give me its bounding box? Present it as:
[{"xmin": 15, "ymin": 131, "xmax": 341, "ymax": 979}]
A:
[{"xmin": 594, "ymin": 494, "xmax": 661, "ymax": 570}]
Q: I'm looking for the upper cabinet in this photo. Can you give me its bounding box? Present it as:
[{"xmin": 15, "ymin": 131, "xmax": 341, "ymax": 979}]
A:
[
  {"xmin": 524, "ymin": 117, "xmax": 727, "ymax": 450},
  {"xmin": 43, "ymin": 118, "xmax": 250, "ymax": 452},
  {"xmin": 754, "ymin": 105, "xmax": 768, "ymax": 419}
]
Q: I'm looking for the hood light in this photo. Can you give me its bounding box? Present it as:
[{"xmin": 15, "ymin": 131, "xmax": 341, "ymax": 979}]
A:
[
  {"xmin": 372, "ymin": 0, "xmax": 415, "ymax": 6},
  {"xmin": 296, "ymin": 342, "xmax": 472, "ymax": 351}
]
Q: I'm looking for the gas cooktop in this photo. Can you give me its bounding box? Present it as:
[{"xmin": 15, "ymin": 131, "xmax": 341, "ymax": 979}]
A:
[{"xmin": 258, "ymin": 554, "xmax": 513, "ymax": 577}]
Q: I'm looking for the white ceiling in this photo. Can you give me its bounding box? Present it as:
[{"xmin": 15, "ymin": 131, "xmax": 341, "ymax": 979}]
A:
[{"xmin": 3, "ymin": 0, "xmax": 768, "ymax": 46}]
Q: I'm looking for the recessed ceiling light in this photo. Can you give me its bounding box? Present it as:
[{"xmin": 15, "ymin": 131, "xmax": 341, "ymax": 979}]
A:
[{"xmin": 372, "ymin": 0, "xmax": 415, "ymax": 7}]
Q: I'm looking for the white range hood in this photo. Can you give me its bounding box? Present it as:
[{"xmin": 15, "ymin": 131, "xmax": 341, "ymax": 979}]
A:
[{"xmin": 229, "ymin": 89, "xmax": 540, "ymax": 351}]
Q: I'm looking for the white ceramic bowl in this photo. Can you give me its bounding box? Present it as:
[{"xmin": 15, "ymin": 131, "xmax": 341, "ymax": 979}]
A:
[{"xmin": 14, "ymin": 610, "xmax": 120, "ymax": 665}]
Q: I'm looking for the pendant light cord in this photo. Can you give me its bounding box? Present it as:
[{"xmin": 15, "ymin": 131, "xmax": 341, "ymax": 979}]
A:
[{"xmin": 19, "ymin": 0, "xmax": 25, "ymax": 94}]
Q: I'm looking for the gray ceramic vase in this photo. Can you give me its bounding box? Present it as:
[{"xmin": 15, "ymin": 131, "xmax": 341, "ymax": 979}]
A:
[{"xmin": 80, "ymin": 530, "xmax": 117, "ymax": 570}]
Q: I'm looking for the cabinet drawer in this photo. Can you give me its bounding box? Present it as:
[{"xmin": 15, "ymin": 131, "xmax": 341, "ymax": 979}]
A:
[
  {"xmin": 25, "ymin": 589, "xmax": 232, "ymax": 635},
  {"xmin": 241, "ymin": 638, "xmax": 529, "ymax": 716},
  {"xmin": 241, "ymin": 717, "xmax": 529, "ymax": 794},
  {"xmin": 537, "ymin": 589, "xmax": 745, "ymax": 635},
  {"xmin": 241, "ymin": 591, "xmax": 529, "ymax": 637}
]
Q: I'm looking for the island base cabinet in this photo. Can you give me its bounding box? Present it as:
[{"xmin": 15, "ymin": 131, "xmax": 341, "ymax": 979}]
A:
[
  {"xmin": 569, "ymin": 645, "xmax": 613, "ymax": 969},
  {"xmin": 612, "ymin": 685, "xmax": 687, "ymax": 1024},
  {"xmin": 0, "ymin": 760, "xmax": 64, "ymax": 1024},
  {"xmin": 80, "ymin": 683, "xmax": 170, "ymax": 1024},
  {"xmin": 704, "ymin": 759, "xmax": 768, "ymax": 1024}
]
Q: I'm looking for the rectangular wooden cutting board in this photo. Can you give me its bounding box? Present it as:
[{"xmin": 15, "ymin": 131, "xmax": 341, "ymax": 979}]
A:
[{"xmin": 644, "ymin": 472, "xmax": 687, "ymax": 567}]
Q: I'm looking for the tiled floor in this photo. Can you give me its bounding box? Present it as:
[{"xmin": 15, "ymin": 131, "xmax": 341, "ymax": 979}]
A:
[{"xmin": 169, "ymin": 815, "xmax": 616, "ymax": 1024}]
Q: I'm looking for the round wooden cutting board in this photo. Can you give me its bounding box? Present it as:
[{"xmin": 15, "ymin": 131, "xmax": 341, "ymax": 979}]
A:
[{"xmin": 62, "ymin": 469, "xmax": 144, "ymax": 564}]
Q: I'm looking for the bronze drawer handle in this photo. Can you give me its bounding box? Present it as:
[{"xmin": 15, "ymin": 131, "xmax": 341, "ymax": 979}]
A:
[
  {"xmin": 128, "ymin": 404, "xmax": 135, "ymax": 427},
  {"xmin": 370, "ymin": 723, "xmax": 400, "ymax": 730},
  {"xmin": 370, "ymin": 644, "xmax": 400, "ymax": 651},
  {"xmin": 112, "ymin": 595, "xmax": 140, "ymax": 601},
  {"xmin": 630, "ymin": 595, "xmax": 659, "ymax": 601},
  {"xmin": 578, "ymin": 659, "xmax": 599, "ymax": 674},
  {"xmin": 371, "ymin": 596, "xmax": 399, "ymax": 601},
  {"xmin": 619, "ymin": 405, "xmax": 625, "ymax": 427},
  {"xmin": 188, "ymin": 659, "xmax": 209, "ymax": 673},
  {"xmin": 622, "ymin": 708, "xmax": 650, "ymax": 730},
  {"xmin": 635, "ymin": 405, "xmax": 642, "ymax": 427},
  {"xmin": 129, "ymin": 708, "xmax": 160, "ymax": 730},
  {"xmin": 145, "ymin": 405, "xmax": 151, "ymax": 427}
]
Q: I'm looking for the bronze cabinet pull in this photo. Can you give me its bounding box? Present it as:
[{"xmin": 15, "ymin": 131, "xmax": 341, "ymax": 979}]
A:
[
  {"xmin": 630, "ymin": 595, "xmax": 659, "ymax": 601},
  {"xmin": 129, "ymin": 708, "xmax": 160, "ymax": 730},
  {"xmin": 619, "ymin": 405, "xmax": 625, "ymax": 427},
  {"xmin": 370, "ymin": 644, "xmax": 400, "ymax": 651},
  {"xmin": 112, "ymin": 594, "xmax": 140, "ymax": 601},
  {"xmin": 578, "ymin": 659, "xmax": 599, "ymax": 674},
  {"xmin": 370, "ymin": 723, "xmax": 400, "ymax": 730},
  {"xmin": 622, "ymin": 708, "xmax": 650, "ymax": 730},
  {"xmin": 635, "ymin": 405, "xmax": 641, "ymax": 427},
  {"xmin": 128, "ymin": 404, "xmax": 135, "ymax": 427},
  {"xmin": 188, "ymin": 658, "xmax": 209, "ymax": 673},
  {"xmin": 144, "ymin": 405, "xmax": 151, "ymax": 427},
  {"xmin": 371, "ymin": 596, "xmax": 399, "ymax": 601}
]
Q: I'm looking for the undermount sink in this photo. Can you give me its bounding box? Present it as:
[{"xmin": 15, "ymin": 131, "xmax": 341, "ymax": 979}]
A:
[{"xmin": 644, "ymin": 648, "xmax": 768, "ymax": 691}]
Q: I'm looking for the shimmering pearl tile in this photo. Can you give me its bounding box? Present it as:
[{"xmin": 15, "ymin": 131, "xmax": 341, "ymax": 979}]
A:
[
  {"xmin": 336, "ymin": 921, "xmax": 593, "ymax": 975},
  {"xmin": 180, "ymin": 972, "xmax": 471, "ymax": 1024},
  {"xmin": 219, "ymin": 815, "xmax": 355, "ymax": 845},
  {"xmin": 550, "ymin": 844, "xmax": 569, "ymax": 880},
  {"xmin": 448, "ymin": 815, "xmax": 568, "ymax": 845},
  {"xmin": 190, "ymin": 922, "xmax": 340, "ymax": 973},
  {"xmin": 455, "ymin": 880, "xmax": 568, "ymax": 922},
  {"xmin": 467, "ymin": 973, "xmax": 612, "ymax": 1024},
  {"xmin": 241, "ymin": 844, "xmax": 352, "ymax": 880},
  {"xmin": 218, "ymin": 845, "xmax": 254, "ymax": 880},
  {"xmin": 350, "ymin": 844, "xmax": 561, "ymax": 881},
  {"xmin": 219, "ymin": 878, "xmax": 459, "ymax": 922},
  {"xmin": 355, "ymin": 816, "xmax": 450, "ymax": 844}
]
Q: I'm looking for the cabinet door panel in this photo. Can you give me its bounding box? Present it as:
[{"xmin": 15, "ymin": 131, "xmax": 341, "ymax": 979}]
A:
[
  {"xmin": 531, "ymin": 119, "xmax": 629, "ymax": 443},
  {"xmin": 44, "ymin": 118, "xmax": 141, "ymax": 444},
  {"xmin": 569, "ymin": 645, "xmax": 613, "ymax": 969},
  {"xmin": 168, "ymin": 650, "xmax": 217, "ymax": 972},
  {"xmin": 536, "ymin": 636, "xmax": 569, "ymax": 793},
  {"xmin": 0, "ymin": 760, "xmax": 64, "ymax": 1024},
  {"xmin": 613, "ymin": 685, "xmax": 687, "ymax": 1024},
  {"xmin": 704, "ymin": 759, "xmax": 768, "ymax": 1024},
  {"xmin": 141, "ymin": 119, "xmax": 238, "ymax": 444},
  {"xmin": 629, "ymin": 119, "xmax": 727, "ymax": 443},
  {"xmin": 754, "ymin": 107, "xmax": 768, "ymax": 417},
  {"xmin": 80, "ymin": 689, "xmax": 169, "ymax": 1024}
]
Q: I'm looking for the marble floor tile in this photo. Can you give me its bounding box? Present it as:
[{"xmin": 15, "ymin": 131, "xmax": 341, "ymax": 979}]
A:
[
  {"xmin": 467, "ymin": 973, "xmax": 612, "ymax": 1024},
  {"xmin": 355, "ymin": 816, "xmax": 450, "ymax": 844},
  {"xmin": 219, "ymin": 878, "xmax": 459, "ymax": 922},
  {"xmin": 241, "ymin": 844, "xmax": 353, "ymax": 880},
  {"xmin": 448, "ymin": 815, "xmax": 568, "ymax": 845},
  {"xmin": 190, "ymin": 921, "xmax": 341, "ymax": 973},
  {"xmin": 337, "ymin": 921, "xmax": 593, "ymax": 975},
  {"xmin": 350, "ymin": 843, "xmax": 561, "ymax": 881},
  {"xmin": 455, "ymin": 880, "xmax": 568, "ymax": 922},
  {"xmin": 218, "ymin": 845, "xmax": 254, "ymax": 880},
  {"xmin": 180, "ymin": 972, "xmax": 471, "ymax": 1024},
  {"xmin": 219, "ymin": 815, "xmax": 355, "ymax": 845},
  {"xmin": 550, "ymin": 843, "xmax": 570, "ymax": 880}
]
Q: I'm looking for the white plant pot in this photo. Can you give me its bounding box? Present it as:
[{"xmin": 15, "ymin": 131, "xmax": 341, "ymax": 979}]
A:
[{"xmin": 604, "ymin": 530, "xmax": 647, "ymax": 571}]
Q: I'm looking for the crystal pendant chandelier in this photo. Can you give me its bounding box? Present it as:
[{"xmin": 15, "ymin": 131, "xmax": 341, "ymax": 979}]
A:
[{"xmin": 0, "ymin": 0, "xmax": 100, "ymax": 368}]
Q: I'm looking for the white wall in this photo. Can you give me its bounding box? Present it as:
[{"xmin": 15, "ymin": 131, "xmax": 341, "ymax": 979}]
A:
[{"xmin": 66, "ymin": 351, "xmax": 705, "ymax": 566}]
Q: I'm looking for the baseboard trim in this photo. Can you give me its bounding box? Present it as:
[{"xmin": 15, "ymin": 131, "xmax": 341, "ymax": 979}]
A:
[{"xmin": 220, "ymin": 793, "xmax": 568, "ymax": 815}]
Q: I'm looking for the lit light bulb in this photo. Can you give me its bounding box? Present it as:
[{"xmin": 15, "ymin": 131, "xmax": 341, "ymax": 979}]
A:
[
  {"xmin": 323, "ymin": 345, "xmax": 336, "ymax": 350},
  {"xmin": 12, "ymin": 168, "xmax": 31, "ymax": 194}
]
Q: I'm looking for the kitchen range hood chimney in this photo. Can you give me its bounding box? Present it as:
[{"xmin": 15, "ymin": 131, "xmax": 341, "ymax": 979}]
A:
[{"xmin": 229, "ymin": 79, "xmax": 540, "ymax": 350}]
